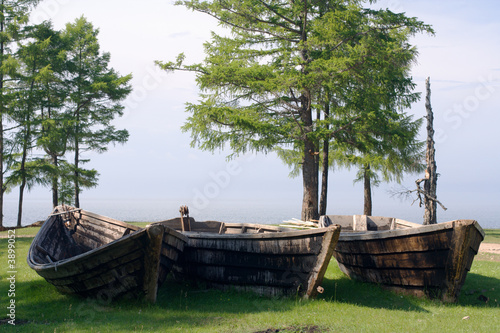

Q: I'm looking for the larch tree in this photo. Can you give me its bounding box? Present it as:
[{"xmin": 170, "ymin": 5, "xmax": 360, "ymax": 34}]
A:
[
  {"xmin": 62, "ymin": 17, "xmax": 132, "ymax": 208},
  {"xmin": 0, "ymin": 0, "xmax": 40, "ymax": 227},
  {"xmin": 35, "ymin": 24, "xmax": 70, "ymax": 208},
  {"xmin": 158, "ymin": 0, "xmax": 432, "ymax": 221},
  {"xmin": 340, "ymin": 113, "xmax": 425, "ymax": 216},
  {"xmin": 7, "ymin": 22, "xmax": 54, "ymax": 226}
]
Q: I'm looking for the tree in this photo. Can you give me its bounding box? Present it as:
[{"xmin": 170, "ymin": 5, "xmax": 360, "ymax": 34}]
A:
[
  {"xmin": 7, "ymin": 22, "xmax": 53, "ymax": 226},
  {"xmin": 345, "ymin": 113, "xmax": 425, "ymax": 216},
  {"xmin": 158, "ymin": 0, "xmax": 431, "ymax": 220},
  {"xmin": 62, "ymin": 17, "xmax": 132, "ymax": 207},
  {"xmin": 395, "ymin": 77, "xmax": 446, "ymax": 224},
  {"xmin": 416, "ymin": 77, "xmax": 445, "ymax": 224},
  {"xmin": 35, "ymin": 24, "xmax": 71, "ymax": 208},
  {"xmin": 0, "ymin": 0, "xmax": 40, "ymax": 227}
]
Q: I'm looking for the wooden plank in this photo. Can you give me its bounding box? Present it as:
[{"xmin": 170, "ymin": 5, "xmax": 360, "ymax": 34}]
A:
[
  {"xmin": 336, "ymin": 229, "xmax": 453, "ymax": 255},
  {"xmin": 334, "ymin": 249, "xmax": 449, "ymax": 269},
  {"xmin": 337, "ymin": 263, "xmax": 447, "ymax": 287},
  {"xmin": 45, "ymin": 249, "xmax": 145, "ymax": 285},
  {"xmin": 441, "ymin": 221, "xmax": 484, "ymax": 302},
  {"xmin": 142, "ymin": 224, "xmax": 164, "ymax": 303},
  {"xmin": 304, "ymin": 225, "xmax": 340, "ymax": 298},
  {"xmin": 183, "ymin": 248, "xmax": 317, "ymax": 272},
  {"xmin": 353, "ymin": 215, "xmax": 368, "ymax": 231},
  {"xmin": 187, "ymin": 234, "xmax": 323, "ymax": 255},
  {"xmin": 79, "ymin": 210, "xmax": 140, "ymax": 230},
  {"xmin": 185, "ymin": 264, "xmax": 309, "ymax": 289}
]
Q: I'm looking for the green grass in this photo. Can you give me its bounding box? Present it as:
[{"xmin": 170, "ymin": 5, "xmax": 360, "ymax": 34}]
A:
[
  {"xmin": 1, "ymin": 234, "xmax": 499, "ymax": 332},
  {"xmin": 483, "ymin": 229, "xmax": 500, "ymax": 244}
]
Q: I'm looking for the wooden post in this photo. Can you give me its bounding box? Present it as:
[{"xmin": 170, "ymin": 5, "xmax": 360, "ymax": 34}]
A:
[
  {"xmin": 353, "ymin": 215, "xmax": 368, "ymax": 231},
  {"xmin": 143, "ymin": 224, "xmax": 164, "ymax": 303},
  {"xmin": 180, "ymin": 206, "xmax": 190, "ymax": 232}
]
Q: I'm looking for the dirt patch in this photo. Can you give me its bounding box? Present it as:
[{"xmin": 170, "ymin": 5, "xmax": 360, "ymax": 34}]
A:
[
  {"xmin": 254, "ymin": 326, "xmax": 328, "ymax": 333},
  {"xmin": 476, "ymin": 244, "xmax": 500, "ymax": 262},
  {"xmin": 479, "ymin": 243, "xmax": 500, "ymax": 254}
]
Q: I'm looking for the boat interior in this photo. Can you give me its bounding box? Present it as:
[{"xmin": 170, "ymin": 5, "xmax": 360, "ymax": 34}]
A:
[
  {"xmin": 155, "ymin": 217, "xmax": 286, "ymax": 235},
  {"xmin": 31, "ymin": 208, "xmax": 140, "ymax": 264},
  {"xmin": 324, "ymin": 215, "xmax": 420, "ymax": 232}
]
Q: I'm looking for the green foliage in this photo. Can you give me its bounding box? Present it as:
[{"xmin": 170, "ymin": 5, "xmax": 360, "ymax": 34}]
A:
[
  {"xmin": 1, "ymin": 11, "xmax": 132, "ymax": 220},
  {"xmin": 0, "ymin": 1, "xmax": 42, "ymax": 227},
  {"xmin": 61, "ymin": 16, "xmax": 132, "ymax": 206},
  {"xmin": 159, "ymin": 1, "xmax": 433, "ymax": 218}
]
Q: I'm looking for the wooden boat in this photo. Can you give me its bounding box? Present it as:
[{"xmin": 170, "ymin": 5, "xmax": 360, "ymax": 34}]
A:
[
  {"xmin": 27, "ymin": 205, "xmax": 186, "ymax": 303},
  {"xmin": 321, "ymin": 215, "xmax": 484, "ymax": 302},
  {"xmin": 151, "ymin": 212, "xmax": 341, "ymax": 299}
]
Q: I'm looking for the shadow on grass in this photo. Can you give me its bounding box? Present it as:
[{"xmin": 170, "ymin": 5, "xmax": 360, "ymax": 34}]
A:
[
  {"xmin": 319, "ymin": 269, "xmax": 500, "ymax": 310},
  {"xmin": 1, "ymin": 276, "xmax": 299, "ymax": 332},
  {"xmin": 320, "ymin": 275, "xmax": 430, "ymax": 312},
  {"xmin": 458, "ymin": 273, "xmax": 500, "ymax": 307},
  {"xmin": 156, "ymin": 277, "xmax": 299, "ymax": 313}
]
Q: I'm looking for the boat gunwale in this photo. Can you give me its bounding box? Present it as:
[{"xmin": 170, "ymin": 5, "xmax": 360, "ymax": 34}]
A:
[
  {"xmin": 181, "ymin": 224, "xmax": 340, "ymax": 240},
  {"xmin": 336, "ymin": 219, "xmax": 484, "ymax": 242}
]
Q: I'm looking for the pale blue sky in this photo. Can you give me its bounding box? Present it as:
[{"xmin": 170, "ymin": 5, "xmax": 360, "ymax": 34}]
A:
[{"xmin": 5, "ymin": 0, "xmax": 500, "ymax": 226}]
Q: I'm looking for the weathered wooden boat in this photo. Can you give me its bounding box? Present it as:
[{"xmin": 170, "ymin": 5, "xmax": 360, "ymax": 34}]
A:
[
  {"xmin": 321, "ymin": 215, "xmax": 484, "ymax": 302},
  {"xmin": 151, "ymin": 212, "xmax": 341, "ymax": 299},
  {"xmin": 27, "ymin": 205, "xmax": 186, "ymax": 303}
]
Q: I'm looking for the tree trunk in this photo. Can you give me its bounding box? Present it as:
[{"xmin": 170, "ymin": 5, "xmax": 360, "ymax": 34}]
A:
[
  {"xmin": 51, "ymin": 154, "xmax": 58, "ymax": 207},
  {"xmin": 423, "ymin": 77, "xmax": 437, "ymax": 225},
  {"xmin": 363, "ymin": 164, "xmax": 372, "ymax": 216},
  {"xmin": 74, "ymin": 144, "xmax": 80, "ymax": 208},
  {"xmin": 319, "ymin": 103, "xmax": 330, "ymax": 216},
  {"xmin": 300, "ymin": 91, "xmax": 319, "ymax": 221},
  {"xmin": 17, "ymin": 182, "xmax": 25, "ymax": 227},
  {"xmin": 17, "ymin": 135, "xmax": 28, "ymax": 227},
  {"xmin": 301, "ymin": 138, "xmax": 319, "ymax": 221}
]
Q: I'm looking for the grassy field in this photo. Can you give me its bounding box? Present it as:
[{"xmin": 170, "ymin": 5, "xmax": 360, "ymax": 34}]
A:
[
  {"xmin": 483, "ymin": 229, "xmax": 500, "ymax": 244},
  {"xmin": 0, "ymin": 229, "xmax": 499, "ymax": 332}
]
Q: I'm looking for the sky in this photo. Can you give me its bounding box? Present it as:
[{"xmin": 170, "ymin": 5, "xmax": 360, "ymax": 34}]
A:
[{"xmin": 4, "ymin": 0, "xmax": 500, "ymax": 226}]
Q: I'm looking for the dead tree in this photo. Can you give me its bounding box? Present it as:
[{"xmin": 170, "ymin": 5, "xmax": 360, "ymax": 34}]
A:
[{"xmin": 416, "ymin": 77, "xmax": 446, "ymax": 224}]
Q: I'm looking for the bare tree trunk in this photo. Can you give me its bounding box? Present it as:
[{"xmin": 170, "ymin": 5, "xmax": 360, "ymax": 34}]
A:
[
  {"xmin": 363, "ymin": 164, "xmax": 372, "ymax": 216},
  {"xmin": 424, "ymin": 77, "xmax": 437, "ymax": 225}
]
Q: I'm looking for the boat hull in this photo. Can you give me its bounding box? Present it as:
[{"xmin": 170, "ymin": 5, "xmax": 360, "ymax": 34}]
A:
[
  {"xmin": 27, "ymin": 206, "xmax": 184, "ymax": 303},
  {"xmin": 327, "ymin": 215, "xmax": 484, "ymax": 302},
  {"xmin": 153, "ymin": 218, "xmax": 340, "ymax": 298}
]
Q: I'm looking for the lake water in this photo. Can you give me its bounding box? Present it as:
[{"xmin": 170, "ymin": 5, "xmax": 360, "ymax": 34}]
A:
[{"xmin": 3, "ymin": 198, "xmax": 499, "ymax": 229}]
